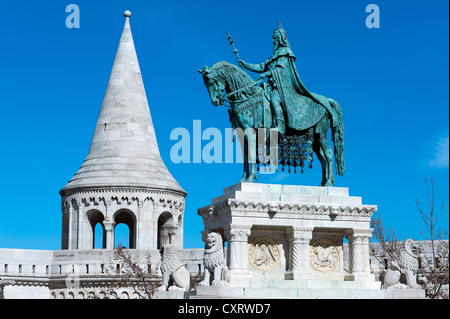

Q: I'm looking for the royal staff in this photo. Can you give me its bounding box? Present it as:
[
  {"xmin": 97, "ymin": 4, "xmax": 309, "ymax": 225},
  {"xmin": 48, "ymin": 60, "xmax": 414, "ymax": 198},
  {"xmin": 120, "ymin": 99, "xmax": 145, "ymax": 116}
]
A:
[{"xmin": 227, "ymin": 32, "xmax": 244, "ymax": 70}]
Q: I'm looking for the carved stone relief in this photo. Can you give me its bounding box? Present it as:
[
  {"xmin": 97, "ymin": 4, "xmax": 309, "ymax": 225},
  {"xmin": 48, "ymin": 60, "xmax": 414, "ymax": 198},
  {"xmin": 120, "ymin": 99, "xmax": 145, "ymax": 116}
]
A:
[
  {"xmin": 310, "ymin": 238, "xmax": 339, "ymax": 272},
  {"xmin": 248, "ymin": 237, "xmax": 280, "ymax": 271}
]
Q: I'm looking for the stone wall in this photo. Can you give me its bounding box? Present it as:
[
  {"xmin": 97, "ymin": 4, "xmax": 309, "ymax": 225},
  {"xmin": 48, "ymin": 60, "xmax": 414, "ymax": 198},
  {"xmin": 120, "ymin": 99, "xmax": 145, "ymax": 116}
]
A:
[
  {"xmin": 0, "ymin": 248, "xmax": 203, "ymax": 299},
  {"xmin": 0, "ymin": 249, "xmax": 53, "ymax": 299}
]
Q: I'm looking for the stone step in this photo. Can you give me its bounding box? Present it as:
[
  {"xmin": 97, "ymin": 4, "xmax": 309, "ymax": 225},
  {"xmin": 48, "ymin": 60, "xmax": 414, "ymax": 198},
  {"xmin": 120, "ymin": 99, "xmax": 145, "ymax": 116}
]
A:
[
  {"xmin": 191, "ymin": 285, "xmax": 384, "ymax": 299},
  {"xmin": 190, "ymin": 284, "xmax": 424, "ymax": 299},
  {"xmin": 242, "ymin": 287, "xmax": 385, "ymax": 299},
  {"xmin": 248, "ymin": 278, "xmax": 382, "ymax": 290},
  {"xmin": 190, "ymin": 286, "xmax": 244, "ymax": 299}
]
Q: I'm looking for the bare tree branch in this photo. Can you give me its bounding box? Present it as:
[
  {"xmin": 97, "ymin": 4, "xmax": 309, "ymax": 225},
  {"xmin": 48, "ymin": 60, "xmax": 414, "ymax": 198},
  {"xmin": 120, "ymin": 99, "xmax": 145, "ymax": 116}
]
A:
[
  {"xmin": 104, "ymin": 246, "xmax": 161, "ymax": 299},
  {"xmin": 371, "ymin": 178, "xmax": 448, "ymax": 299}
]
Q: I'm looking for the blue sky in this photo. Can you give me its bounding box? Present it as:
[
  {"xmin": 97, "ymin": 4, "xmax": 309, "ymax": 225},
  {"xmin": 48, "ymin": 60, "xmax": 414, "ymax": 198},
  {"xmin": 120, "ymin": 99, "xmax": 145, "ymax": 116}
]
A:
[{"xmin": 0, "ymin": 0, "xmax": 448, "ymax": 250}]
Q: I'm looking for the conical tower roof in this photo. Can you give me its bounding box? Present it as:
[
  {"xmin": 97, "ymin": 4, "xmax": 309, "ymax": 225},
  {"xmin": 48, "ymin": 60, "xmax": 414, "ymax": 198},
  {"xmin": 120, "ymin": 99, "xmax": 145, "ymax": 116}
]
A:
[{"xmin": 61, "ymin": 11, "xmax": 185, "ymax": 196}]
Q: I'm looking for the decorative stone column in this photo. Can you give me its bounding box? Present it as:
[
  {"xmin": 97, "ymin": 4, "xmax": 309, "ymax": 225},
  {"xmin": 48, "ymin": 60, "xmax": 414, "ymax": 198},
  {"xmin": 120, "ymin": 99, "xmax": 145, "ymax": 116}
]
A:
[
  {"xmin": 286, "ymin": 227, "xmax": 314, "ymax": 279},
  {"xmin": 76, "ymin": 199, "xmax": 84, "ymax": 250},
  {"xmin": 346, "ymin": 229, "xmax": 375, "ymax": 283},
  {"xmin": 68, "ymin": 203, "xmax": 74, "ymax": 250},
  {"xmin": 103, "ymin": 221, "xmax": 116, "ymax": 249},
  {"xmin": 224, "ymin": 224, "xmax": 252, "ymax": 287}
]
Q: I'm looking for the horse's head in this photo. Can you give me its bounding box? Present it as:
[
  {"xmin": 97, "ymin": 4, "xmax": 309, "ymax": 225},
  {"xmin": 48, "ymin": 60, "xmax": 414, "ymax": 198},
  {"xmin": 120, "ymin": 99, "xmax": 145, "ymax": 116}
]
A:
[{"xmin": 198, "ymin": 65, "xmax": 226, "ymax": 106}]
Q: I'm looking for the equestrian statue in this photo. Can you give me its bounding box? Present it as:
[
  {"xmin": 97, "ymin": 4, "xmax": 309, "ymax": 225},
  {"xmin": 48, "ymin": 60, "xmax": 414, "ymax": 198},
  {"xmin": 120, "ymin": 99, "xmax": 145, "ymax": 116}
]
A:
[{"xmin": 199, "ymin": 24, "xmax": 344, "ymax": 186}]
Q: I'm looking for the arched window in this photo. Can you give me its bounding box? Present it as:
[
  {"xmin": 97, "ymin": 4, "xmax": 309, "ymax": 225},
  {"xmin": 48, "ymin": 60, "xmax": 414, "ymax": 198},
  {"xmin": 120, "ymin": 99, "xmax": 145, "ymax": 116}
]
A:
[
  {"xmin": 87, "ymin": 210, "xmax": 105, "ymax": 249},
  {"xmin": 113, "ymin": 209, "xmax": 136, "ymax": 249},
  {"xmin": 61, "ymin": 212, "xmax": 70, "ymax": 250},
  {"xmin": 94, "ymin": 223, "xmax": 105, "ymax": 249},
  {"xmin": 115, "ymin": 223, "xmax": 130, "ymax": 248},
  {"xmin": 157, "ymin": 212, "xmax": 175, "ymax": 249}
]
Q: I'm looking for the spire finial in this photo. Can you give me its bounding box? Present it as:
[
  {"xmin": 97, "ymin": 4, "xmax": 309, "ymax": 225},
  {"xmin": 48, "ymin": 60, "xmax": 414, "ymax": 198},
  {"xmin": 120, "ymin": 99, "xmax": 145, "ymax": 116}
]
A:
[{"xmin": 124, "ymin": 10, "xmax": 131, "ymax": 18}]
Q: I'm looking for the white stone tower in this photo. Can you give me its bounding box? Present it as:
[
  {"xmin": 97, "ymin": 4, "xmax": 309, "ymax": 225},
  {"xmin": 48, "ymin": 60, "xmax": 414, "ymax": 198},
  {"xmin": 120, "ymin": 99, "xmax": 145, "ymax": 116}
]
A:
[{"xmin": 60, "ymin": 11, "xmax": 186, "ymax": 251}]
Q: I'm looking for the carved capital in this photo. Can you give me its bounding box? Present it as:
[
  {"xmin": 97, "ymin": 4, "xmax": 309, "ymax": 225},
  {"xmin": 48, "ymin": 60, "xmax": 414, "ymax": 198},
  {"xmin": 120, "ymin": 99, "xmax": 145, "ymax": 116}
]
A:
[
  {"xmin": 346, "ymin": 229, "xmax": 373, "ymax": 244},
  {"xmin": 103, "ymin": 221, "xmax": 116, "ymax": 232},
  {"xmin": 286, "ymin": 227, "xmax": 314, "ymax": 243},
  {"xmin": 224, "ymin": 225, "xmax": 251, "ymax": 242}
]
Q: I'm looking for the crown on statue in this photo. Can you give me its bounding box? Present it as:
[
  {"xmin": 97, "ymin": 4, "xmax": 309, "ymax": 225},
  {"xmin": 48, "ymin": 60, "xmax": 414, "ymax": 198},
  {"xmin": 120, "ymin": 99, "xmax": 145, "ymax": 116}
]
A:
[{"xmin": 273, "ymin": 20, "xmax": 287, "ymax": 40}]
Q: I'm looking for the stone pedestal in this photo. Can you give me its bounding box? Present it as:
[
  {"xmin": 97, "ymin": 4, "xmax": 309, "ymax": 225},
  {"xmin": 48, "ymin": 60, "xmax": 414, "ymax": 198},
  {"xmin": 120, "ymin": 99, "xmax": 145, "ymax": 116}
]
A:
[{"xmin": 197, "ymin": 183, "xmax": 379, "ymax": 289}]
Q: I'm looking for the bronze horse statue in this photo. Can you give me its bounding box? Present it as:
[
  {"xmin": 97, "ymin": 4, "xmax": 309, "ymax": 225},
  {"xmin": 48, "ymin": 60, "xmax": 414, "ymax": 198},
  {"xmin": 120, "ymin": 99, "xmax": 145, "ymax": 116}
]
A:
[{"xmin": 199, "ymin": 61, "xmax": 344, "ymax": 186}]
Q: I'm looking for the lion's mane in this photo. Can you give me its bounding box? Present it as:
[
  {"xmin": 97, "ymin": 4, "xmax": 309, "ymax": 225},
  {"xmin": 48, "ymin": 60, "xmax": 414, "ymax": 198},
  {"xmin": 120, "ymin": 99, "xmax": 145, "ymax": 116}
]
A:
[
  {"xmin": 203, "ymin": 233, "xmax": 226, "ymax": 271},
  {"xmin": 398, "ymin": 239, "xmax": 419, "ymax": 272},
  {"xmin": 160, "ymin": 245, "xmax": 183, "ymax": 275}
]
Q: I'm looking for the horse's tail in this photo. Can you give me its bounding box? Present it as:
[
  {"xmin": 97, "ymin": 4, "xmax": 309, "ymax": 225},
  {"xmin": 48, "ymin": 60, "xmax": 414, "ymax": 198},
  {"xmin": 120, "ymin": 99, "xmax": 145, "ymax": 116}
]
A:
[{"xmin": 328, "ymin": 98, "xmax": 345, "ymax": 177}]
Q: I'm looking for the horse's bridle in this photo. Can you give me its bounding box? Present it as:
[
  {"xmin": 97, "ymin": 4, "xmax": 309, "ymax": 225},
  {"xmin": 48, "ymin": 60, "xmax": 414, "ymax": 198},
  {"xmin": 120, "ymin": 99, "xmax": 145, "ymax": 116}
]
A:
[
  {"xmin": 223, "ymin": 82, "xmax": 259, "ymax": 101},
  {"xmin": 207, "ymin": 65, "xmax": 262, "ymax": 106}
]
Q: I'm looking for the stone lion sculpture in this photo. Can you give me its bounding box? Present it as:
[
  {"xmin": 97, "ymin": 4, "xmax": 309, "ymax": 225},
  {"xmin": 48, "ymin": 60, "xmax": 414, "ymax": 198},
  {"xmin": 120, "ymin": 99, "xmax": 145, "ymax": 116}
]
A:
[
  {"xmin": 157, "ymin": 245, "xmax": 191, "ymax": 291},
  {"xmin": 198, "ymin": 232, "xmax": 230, "ymax": 287},
  {"xmin": 384, "ymin": 239, "xmax": 421, "ymax": 289}
]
